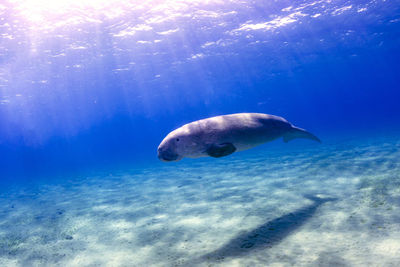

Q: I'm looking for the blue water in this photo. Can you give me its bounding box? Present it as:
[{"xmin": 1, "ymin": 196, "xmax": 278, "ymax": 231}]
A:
[
  {"xmin": 1, "ymin": 0, "xmax": 399, "ymax": 185},
  {"xmin": 0, "ymin": 1, "xmax": 400, "ymax": 265}
]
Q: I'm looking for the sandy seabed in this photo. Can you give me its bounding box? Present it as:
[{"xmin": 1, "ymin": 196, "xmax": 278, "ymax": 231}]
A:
[{"xmin": 1, "ymin": 136, "xmax": 400, "ymax": 267}]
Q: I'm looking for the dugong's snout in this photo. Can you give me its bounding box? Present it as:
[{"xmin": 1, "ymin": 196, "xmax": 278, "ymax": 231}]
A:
[{"xmin": 157, "ymin": 146, "xmax": 181, "ymax": 162}]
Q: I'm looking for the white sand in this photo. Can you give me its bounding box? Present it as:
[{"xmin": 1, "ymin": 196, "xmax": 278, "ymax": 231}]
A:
[{"xmin": 0, "ymin": 136, "xmax": 400, "ymax": 266}]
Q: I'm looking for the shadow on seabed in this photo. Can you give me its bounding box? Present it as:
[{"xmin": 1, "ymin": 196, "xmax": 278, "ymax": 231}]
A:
[{"xmin": 193, "ymin": 194, "xmax": 337, "ymax": 264}]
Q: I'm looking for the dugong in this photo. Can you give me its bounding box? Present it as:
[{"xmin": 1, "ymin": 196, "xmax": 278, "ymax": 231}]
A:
[{"xmin": 157, "ymin": 113, "xmax": 320, "ymax": 162}]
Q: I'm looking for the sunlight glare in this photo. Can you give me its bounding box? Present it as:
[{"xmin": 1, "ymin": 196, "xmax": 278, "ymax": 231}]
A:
[
  {"xmin": 12, "ymin": 0, "xmax": 133, "ymax": 24},
  {"xmin": 11, "ymin": 0, "xmax": 224, "ymax": 29}
]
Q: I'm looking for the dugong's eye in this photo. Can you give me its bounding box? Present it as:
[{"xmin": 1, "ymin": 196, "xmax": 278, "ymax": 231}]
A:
[{"xmin": 176, "ymin": 138, "xmax": 180, "ymax": 142}]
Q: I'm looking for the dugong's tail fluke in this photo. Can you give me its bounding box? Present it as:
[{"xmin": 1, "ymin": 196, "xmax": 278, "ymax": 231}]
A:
[{"xmin": 283, "ymin": 126, "xmax": 321, "ymax": 143}]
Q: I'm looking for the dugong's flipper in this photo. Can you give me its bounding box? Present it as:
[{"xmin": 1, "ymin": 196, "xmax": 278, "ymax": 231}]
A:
[
  {"xmin": 283, "ymin": 126, "xmax": 321, "ymax": 143},
  {"xmin": 206, "ymin": 143, "xmax": 237, "ymax": 158}
]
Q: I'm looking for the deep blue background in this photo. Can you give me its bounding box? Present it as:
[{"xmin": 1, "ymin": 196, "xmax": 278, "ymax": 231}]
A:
[{"xmin": 0, "ymin": 0, "xmax": 400, "ymax": 185}]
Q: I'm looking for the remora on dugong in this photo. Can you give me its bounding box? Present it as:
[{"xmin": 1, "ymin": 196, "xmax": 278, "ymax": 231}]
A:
[{"xmin": 157, "ymin": 113, "xmax": 320, "ymax": 162}]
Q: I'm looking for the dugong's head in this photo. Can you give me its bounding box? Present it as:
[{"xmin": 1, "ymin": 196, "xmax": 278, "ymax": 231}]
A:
[{"xmin": 157, "ymin": 129, "xmax": 187, "ymax": 162}]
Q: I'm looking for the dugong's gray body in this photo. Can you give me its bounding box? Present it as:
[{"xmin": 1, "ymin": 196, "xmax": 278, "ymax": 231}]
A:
[{"xmin": 157, "ymin": 113, "xmax": 320, "ymax": 162}]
